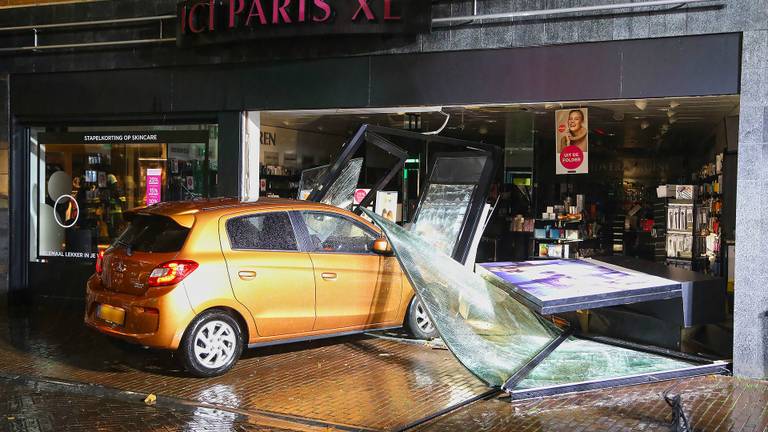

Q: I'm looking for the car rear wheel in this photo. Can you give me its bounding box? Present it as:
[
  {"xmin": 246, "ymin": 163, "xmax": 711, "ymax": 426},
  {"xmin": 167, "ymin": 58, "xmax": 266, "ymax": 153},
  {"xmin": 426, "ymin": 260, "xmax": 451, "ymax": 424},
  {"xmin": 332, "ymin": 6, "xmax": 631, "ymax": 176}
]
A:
[
  {"xmin": 406, "ymin": 297, "xmax": 437, "ymax": 340},
  {"xmin": 178, "ymin": 310, "xmax": 243, "ymax": 377}
]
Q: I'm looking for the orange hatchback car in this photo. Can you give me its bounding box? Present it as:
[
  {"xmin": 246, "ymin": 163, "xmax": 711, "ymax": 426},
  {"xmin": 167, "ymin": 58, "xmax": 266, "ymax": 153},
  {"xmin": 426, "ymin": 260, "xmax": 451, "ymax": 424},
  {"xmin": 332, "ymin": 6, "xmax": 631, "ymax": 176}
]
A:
[{"xmin": 85, "ymin": 198, "xmax": 436, "ymax": 376}]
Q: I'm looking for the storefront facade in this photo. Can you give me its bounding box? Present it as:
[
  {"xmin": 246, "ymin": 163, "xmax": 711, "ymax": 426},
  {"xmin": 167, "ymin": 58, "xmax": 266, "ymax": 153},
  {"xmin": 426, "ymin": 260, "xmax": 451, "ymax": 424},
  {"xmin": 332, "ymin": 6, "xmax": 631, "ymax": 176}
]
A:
[{"xmin": 0, "ymin": 0, "xmax": 764, "ymax": 379}]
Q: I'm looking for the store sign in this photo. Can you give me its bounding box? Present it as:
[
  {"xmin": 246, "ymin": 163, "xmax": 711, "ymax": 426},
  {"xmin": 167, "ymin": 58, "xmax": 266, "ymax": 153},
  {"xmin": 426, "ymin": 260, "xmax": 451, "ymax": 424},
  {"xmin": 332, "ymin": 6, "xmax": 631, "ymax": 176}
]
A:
[
  {"xmin": 146, "ymin": 169, "xmax": 163, "ymax": 206},
  {"xmin": 555, "ymin": 108, "xmax": 589, "ymax": 175},
  {"xmin": 177, "ymin": 0, "xmax": 432, "ymax": 46}
]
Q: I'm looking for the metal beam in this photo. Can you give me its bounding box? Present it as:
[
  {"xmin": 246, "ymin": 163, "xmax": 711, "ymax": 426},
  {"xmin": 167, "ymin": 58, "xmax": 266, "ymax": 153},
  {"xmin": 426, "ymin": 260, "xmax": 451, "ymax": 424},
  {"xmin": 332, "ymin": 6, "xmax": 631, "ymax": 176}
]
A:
[
  {"xmin": 0, "ymin": 38, "xmax": 176, "ymax": 53},
  {"xmin": 0, "ymin": 15, "xmax": 175, "ymax": 32},
  {"xmin": 432, "ymin": 0, "xmax": 721, "ymax": 25}
]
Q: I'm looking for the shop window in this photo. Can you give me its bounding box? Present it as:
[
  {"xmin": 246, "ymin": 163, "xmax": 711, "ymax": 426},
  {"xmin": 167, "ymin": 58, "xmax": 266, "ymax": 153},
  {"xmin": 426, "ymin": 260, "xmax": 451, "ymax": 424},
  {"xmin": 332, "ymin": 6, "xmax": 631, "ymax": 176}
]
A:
[
  {"xmin": 301, "ymin": 212, "xmax": 376, "ymax": 254},
  {"xmin": 28, "ymin": 127, "xmax": 218, "ymax": 261},
  {"xmin": 226, "ymin": 212, "xmax": 298, "ymax": 251}
]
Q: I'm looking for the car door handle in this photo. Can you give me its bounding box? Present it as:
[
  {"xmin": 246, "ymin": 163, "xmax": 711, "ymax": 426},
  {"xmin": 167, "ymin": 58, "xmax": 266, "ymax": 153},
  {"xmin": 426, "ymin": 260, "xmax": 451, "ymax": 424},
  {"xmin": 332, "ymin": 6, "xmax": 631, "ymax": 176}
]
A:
[
  {"xmin": 321, "ymin": 272, "xmax": 337, "ymax": 281},
  {"xmin": 238, "ymin": 270, "xmax": 257, "ymax": 281}
]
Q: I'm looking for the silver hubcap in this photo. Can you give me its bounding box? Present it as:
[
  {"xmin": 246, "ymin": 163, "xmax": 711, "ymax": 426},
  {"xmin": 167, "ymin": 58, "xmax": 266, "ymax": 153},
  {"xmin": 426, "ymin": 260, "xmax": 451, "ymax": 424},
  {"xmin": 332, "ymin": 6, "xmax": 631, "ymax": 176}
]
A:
[
  {"xmin": 193, "ymin": 320, "xmax": 237, "ymax": 369},
  {"xmin": 415, "ymin": 301, "xmax": 435, "ymax": 333}
]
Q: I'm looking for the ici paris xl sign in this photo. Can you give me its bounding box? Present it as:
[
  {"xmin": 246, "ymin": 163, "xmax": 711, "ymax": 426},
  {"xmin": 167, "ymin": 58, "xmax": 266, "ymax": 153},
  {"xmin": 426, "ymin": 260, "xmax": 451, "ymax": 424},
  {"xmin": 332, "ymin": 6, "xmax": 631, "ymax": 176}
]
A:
[{"xmin": 177, "ymin": 0, "xmax": 432, "ymax": 45}]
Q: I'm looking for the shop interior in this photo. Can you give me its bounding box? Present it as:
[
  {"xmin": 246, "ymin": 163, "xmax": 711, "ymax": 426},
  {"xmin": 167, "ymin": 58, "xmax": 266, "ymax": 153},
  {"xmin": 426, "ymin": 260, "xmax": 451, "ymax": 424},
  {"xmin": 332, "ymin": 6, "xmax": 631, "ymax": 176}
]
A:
[{"xmin": 258, "ymin": 95, "xmax": 739, "ymax": 357}]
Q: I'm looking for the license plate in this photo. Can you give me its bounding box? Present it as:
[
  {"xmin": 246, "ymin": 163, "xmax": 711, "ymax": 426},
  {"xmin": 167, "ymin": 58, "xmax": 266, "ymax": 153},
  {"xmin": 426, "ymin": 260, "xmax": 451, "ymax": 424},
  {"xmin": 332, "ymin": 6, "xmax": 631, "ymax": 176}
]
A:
[{"xmin": 96, "ymin": 304, "xmax": 125, "ymax": 326}]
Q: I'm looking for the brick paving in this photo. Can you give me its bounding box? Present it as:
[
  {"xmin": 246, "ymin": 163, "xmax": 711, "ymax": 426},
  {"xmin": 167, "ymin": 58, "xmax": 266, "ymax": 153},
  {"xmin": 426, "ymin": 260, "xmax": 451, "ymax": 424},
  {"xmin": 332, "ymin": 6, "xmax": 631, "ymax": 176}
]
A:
[
  {"xmin": 416, "ymin": 375, "xmax": 768, "ymax": 432},
  {"xmin": 0, "ymin": 299, "xmax": 490, "ymax": 431},
  {"xmin": 0, "ymin": 376, "xmax": 300, "ymax": 432},
  {"xmin": 3, "ymin": 298, "xmax": 768, "ymax": 431}
]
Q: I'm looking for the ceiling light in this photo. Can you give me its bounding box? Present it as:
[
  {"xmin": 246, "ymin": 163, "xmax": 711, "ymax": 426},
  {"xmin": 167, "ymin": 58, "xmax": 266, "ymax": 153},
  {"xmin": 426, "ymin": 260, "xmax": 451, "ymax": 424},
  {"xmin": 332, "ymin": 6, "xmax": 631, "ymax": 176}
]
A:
[
  {"xmin": 669, "ymin": 101, "xmax": 680, "ymax": 109},
  {"xmin": 640, "ymin": 120, "xmax": 650, "ymax": 130},
  {"xmin": 634, "ymin": 100, "xmax": 648, "ymax": 111}
]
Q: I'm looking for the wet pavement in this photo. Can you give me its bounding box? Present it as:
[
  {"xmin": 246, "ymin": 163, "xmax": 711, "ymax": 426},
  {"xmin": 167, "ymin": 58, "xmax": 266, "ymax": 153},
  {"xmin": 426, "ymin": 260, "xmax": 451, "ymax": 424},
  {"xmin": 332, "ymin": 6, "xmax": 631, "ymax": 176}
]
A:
[
  {"xmin": 418, "ymin": 374, "xmax": 768, "ymax": 432},
  {"xmin": 0, "ymin": 298, "xmax": 491, "ymax": 431},
  {"xmin": 1, "ymin": 297, "xmax": 767, "ymax": 431},
  {"xmin": 0, "ymin": 375, "xmax": 291, "ymax": 432}
]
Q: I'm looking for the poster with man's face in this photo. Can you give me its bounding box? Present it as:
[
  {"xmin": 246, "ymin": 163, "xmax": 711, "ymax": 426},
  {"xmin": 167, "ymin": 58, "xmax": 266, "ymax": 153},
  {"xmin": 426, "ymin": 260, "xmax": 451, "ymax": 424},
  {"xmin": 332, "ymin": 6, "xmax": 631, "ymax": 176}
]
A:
[{"xmin": 556, "ymin": 108, "xmax": 589, "ymax": 175}]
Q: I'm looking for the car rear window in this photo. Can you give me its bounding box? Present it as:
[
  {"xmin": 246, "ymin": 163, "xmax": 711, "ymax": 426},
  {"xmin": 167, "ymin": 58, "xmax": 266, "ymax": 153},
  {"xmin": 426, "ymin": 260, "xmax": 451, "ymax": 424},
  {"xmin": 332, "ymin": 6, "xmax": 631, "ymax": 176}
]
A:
[{"xmin": 115, "ymin": 215, "xmax": 190, "ymax": 253}]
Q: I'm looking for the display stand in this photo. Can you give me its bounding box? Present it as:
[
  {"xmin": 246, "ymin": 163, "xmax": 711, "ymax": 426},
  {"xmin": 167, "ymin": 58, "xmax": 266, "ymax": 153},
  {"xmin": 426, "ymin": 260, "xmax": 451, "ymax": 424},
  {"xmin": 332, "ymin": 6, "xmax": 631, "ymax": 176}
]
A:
[{"xmin": 531, "ymin": 217, "xmax": 582, "ymax": 259}]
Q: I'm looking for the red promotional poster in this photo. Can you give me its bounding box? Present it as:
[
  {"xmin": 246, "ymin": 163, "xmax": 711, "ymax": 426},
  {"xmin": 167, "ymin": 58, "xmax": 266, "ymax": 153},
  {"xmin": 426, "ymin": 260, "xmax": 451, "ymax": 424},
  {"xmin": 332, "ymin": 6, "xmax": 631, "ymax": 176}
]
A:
[
  {"xmin": 145, "ymin": 168, "xmax": 162, "ymax": 206},
  {"xmin": 556, "ymin": 108, "xmax": 589, "ymax": 175}
]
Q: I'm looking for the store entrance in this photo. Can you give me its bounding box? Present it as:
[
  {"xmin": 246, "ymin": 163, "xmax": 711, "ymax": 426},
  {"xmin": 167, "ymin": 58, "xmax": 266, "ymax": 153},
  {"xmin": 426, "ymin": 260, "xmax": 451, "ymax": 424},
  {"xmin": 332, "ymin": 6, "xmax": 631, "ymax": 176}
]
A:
[
  {"xmin": 258, "ymin": 96, "xmax": 738, "ymax": 273},
  {"xmin": 256, "ymin": 94, "xmax": 739, "ymax": 357}
]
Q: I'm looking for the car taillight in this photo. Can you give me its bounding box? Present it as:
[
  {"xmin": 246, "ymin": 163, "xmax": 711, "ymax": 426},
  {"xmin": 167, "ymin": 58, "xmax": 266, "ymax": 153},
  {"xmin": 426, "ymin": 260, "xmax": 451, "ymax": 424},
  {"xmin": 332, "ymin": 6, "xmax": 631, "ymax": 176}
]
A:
[
  {"xmin": 147, "ymin": 260, "xmax": 198, "ymax": 287},
  {"xmin": 95, "ymin": 250, "xmax": 105, "ymax": 275}
]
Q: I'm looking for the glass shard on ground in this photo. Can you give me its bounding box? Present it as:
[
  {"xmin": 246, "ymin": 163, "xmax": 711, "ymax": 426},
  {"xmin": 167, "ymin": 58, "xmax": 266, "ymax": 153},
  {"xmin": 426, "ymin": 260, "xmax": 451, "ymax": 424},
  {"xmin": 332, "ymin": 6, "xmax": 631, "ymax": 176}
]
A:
[{"xmin": 363, "ymin": 209, "xmax": 694, "ymax": 390}]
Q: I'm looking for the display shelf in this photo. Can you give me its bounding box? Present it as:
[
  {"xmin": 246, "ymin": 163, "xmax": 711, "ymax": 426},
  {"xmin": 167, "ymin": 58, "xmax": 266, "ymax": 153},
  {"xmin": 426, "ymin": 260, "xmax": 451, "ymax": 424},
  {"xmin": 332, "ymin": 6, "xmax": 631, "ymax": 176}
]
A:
[{"xmin": 534, "ymin": 238, "xmax": 582, "ymax": 243}]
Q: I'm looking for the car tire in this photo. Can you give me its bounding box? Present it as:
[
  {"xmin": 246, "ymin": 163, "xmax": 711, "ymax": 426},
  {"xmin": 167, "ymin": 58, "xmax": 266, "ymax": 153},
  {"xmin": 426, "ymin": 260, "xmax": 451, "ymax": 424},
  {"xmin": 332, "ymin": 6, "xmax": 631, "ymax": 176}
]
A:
[
  {"xmin": 406, "ymin": 297, "xmax": 438, "ymax": 340},
  {"xmin": 178, "ymin": 310, "xmax": 243, "ymax": 377}
]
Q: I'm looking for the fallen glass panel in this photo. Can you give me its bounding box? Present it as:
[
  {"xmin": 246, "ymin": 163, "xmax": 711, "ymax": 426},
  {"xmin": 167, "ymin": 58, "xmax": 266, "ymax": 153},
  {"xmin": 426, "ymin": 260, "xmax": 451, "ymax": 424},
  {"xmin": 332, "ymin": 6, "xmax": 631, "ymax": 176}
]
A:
[
  {"xmin": 363, "ymin": 208, "xmax": 560, "ymax": 387},
  {"xmin": 411, "ymin": 184, "xmax": 475, "ymax": 256},
  {"xmin": 363, "ymin": 208, "xmax": 696, "ymax": 390},
  {"xmin": 514, "ymin": 337, "xmax": 692, "ymax": 389}
]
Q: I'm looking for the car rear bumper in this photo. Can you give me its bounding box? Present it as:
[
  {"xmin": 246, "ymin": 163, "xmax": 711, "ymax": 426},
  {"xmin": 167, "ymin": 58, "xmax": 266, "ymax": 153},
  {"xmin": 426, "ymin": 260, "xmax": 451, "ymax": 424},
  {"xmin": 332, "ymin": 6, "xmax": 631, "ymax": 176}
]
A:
[{"xmin": 84, "ymin": 275, "xmax": 194, "ymax": 350}]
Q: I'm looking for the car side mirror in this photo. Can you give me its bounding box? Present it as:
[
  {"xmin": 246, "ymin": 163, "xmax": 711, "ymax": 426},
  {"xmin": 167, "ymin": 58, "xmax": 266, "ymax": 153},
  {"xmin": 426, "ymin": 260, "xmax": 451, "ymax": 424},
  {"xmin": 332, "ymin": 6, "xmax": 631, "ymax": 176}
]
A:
[{"xmin": 372, "ymin": 237, "xmax": 393, "ymax": 256}]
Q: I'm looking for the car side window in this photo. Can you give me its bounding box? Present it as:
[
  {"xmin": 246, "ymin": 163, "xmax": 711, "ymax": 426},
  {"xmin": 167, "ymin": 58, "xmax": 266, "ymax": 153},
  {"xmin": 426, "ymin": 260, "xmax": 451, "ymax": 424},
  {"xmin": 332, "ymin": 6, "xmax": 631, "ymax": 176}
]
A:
[
  {"xmin": 226, "ymin": 212, "xmax": 298, "ymax": 251},
  {"xmin": 301, "ymin": 212, "xmax": 377, "ymax": 254}
]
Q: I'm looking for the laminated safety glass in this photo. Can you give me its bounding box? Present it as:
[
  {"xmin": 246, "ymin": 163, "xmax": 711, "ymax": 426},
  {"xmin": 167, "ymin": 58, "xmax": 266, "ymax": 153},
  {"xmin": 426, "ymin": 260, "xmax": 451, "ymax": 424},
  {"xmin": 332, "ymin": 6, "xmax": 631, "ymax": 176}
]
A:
[
  {"xmin": 411, "ymin": 184, "xmax": 475, "ymax": 256},
  {"xmin": 515, "ymin": 337, "xmax": 692, "ymax": 389},
  {"xmin": 317, "ymin": 158, "xmax": 364, "ymax": 210},
  {"xmin": 363, "ymin": 208, "xmax": 560, "ymax": 387},
  {"xmin": 362, "ymin": 209, "xmax": 695, "ymax": 390}
]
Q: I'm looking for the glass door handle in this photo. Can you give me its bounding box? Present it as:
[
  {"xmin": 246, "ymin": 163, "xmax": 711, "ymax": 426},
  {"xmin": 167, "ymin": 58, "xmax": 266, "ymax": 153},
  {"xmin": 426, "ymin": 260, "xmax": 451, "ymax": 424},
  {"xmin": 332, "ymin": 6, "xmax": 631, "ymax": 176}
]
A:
[{"xmin": 238, "ymin": 270, "xmax": 257, "ymax": 281}]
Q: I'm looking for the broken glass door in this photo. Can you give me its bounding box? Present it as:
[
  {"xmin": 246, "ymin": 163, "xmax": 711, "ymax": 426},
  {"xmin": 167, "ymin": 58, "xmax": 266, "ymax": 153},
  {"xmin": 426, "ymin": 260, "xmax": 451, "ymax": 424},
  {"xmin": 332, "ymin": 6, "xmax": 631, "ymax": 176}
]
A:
[{"xmin": 362, "ymin": 208, "xmax": 723, "ymax": 393}]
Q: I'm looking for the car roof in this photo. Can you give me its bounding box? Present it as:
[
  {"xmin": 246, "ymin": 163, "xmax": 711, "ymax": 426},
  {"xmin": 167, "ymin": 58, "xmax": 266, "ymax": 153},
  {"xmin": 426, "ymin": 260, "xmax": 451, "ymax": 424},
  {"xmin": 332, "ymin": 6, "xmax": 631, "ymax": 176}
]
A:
[{"xmin": 127, "ymin": 197, "xmax": 371, "ymax": 228}]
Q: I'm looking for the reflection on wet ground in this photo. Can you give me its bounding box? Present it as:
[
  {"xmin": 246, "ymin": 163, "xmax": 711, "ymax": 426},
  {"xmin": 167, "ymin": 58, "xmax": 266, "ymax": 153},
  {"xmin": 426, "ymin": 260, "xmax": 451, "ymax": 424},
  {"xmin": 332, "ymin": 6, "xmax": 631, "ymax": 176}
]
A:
[
  {"xmin": 0, "ymin": 298, "xmax": 490, "ymax": 431},
  {"xmin": 1, "ymin": 376, "xmax": 291, "ymax": 432}
]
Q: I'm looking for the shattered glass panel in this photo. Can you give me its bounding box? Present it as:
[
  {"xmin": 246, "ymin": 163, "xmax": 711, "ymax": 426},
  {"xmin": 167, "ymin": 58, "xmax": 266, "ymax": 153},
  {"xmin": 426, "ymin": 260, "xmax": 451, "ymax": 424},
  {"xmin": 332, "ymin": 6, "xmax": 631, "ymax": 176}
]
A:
[
  {"xmin": 319, "ymin": 158, "xmax": 364, "ymax": 210},
  {"xmin": 226, "ymin": 212, "xmax": 297, "ymax": 251},
  {"xmin": 515, "ymin": 337, "xmax": 692, "ymax": 389},
  {"xmin": 411, "ymin": 184, "xmax": 475, "ymax": 256},
  {"xmin": 363, "ymin": 209, "xmax": 696, "ymax": 390},
  {"xmin": 297, "ymin": 165, "xmax": 328, "ymax": 200},
  {"xmin": 363, "ymin": 208, "xmax": 560, "ymax": 387}
]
